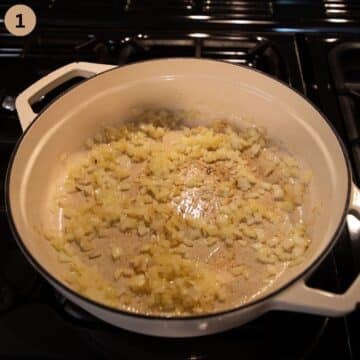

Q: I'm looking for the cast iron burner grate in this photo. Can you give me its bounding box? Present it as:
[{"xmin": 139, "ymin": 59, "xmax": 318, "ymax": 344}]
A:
[
  {"xmin": 327, "ymin": 41, "xmax": 360, "ymax": 273},
  {"xmin": 329, "ymin": 42, "xmax": 360, "ymax": 176}
]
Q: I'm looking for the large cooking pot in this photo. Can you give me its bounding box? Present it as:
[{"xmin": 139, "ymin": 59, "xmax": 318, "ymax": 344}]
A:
[{"xmin": 6, "ymin": 59, "xmax": 360, "ymax": 337}]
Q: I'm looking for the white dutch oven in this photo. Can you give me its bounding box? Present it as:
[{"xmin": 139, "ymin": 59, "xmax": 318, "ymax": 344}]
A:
[{"xmin": 6, "ymin": 59, "xmax": 360, "ymax": 337}]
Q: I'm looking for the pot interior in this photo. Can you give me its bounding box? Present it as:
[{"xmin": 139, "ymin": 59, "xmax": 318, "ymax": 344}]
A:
[{"xmin": 8, "ymin": 59, "xmax": 349, "ymax": 314}]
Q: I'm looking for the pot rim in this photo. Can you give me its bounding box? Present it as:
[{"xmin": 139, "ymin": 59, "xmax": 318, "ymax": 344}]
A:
[{"xmin": 5, "ymin": 58, "xmax": 352, "ymax": 321}]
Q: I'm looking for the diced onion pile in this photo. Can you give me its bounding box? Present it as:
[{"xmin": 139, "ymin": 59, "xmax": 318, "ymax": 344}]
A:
[{"xmin": 47, "ymin": 109, "xmax": 312, "ymax": 315}]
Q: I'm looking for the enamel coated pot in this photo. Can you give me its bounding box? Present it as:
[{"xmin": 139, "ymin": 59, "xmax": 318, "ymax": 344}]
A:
[{"xmin": 6, "ymin": 59, "xmax": 360, "ymax": 337}]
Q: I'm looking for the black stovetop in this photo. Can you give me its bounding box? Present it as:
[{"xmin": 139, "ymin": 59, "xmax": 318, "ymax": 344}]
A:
[{"xmin": 1, "ymin": 2, "xmax": 360, "ymax": 359}]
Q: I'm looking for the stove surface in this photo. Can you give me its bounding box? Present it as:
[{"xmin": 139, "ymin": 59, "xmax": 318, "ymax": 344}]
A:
[{"xmin": 0, "ymin": 7, "xmax": 360, "ymax": 359}]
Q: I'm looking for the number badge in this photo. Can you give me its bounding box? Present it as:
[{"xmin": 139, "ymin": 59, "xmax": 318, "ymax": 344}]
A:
[{"xmin": 4, "ymin": 4, "xmax": 36, "ymax": 37}]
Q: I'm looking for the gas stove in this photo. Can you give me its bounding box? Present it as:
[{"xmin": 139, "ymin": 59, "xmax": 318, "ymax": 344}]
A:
[{"xmin": 0, "ymin": 2, "xmax": 360, "ymax": 359}]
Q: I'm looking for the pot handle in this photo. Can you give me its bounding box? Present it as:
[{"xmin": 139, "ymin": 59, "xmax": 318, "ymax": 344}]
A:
[
  {"xmin": 271, "ymin": 182, "xmax": 360, "ymax": 316},
  {"xmin": 15, "ymin": 62, "xmax": 116, "ymax": 131}
]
